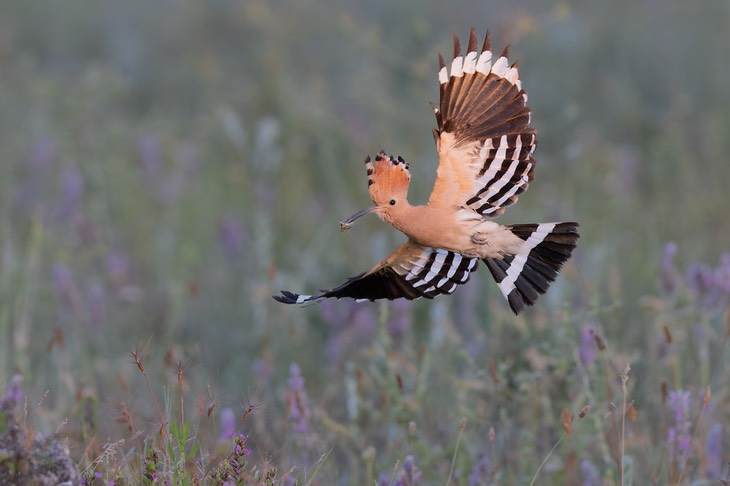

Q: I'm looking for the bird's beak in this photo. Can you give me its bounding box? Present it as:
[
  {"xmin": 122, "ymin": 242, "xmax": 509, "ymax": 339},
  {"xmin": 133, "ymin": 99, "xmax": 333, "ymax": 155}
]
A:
[{"xmin": 340, "ymin": 206, "xmax": 379, "ymax": 232}]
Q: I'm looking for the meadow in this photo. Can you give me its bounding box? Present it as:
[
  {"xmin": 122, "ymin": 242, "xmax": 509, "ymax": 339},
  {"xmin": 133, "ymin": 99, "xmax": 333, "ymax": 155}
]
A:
[{"xmin": 1, "ymin": 1, "xmax": 729, "ymax": 484}]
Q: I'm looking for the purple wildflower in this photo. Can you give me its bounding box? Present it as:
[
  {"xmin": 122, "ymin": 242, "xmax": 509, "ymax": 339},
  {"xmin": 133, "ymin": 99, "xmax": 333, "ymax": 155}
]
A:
[
  {"xmin": 351, "ymin": 305, "xmax": 377, "ymax": 338},
  {"xmin": 80, "ymin": 470, "xmax": 104, "ymax": 485},
  {"xmin": 683, "ymin": 251, "xmax": 730, "ymax": 308},
  {"xmin": 106, "ymin": 252, "xmax": 131, "ymax": 284},
  {"xmin": 670, "ymin": 389, "xmax": 692, "ymax": 422},
  {"xmin": 705, "ymin": 422, "xmax": 723, "ymax": 478},
  {"xmin": 387, "ymin": 299, "xmax": 412, "ymax": 339},
  {"xmin": 319, "ymin": 299, "xmax": 340, "ymax": 327},
  {"xmin": 2, "ymin": 374, "xmax": 24, "ymax": 411},
  {"xmin": 143, "ymin": 449, "xmax": 161, "ymax": 483},
  {"xmin": 220, "ymin": 407, "xmax": 236, "ymax": 439},
  {"xmin": 218, "ymin": 216, "xmax": 246, "ymax": 263},
  {"xmin": 685, "ymin": 264, "xmax": 715, "ymax": 295},
  {"xmin": 288, "ymin": 363, "xmax": 311, "ymax": 434},
  {"xmin": 579, "ymin": 326, "xmax": 596, "ymax": 366},
  {"xmin": 401, "ymin": 455, "xmax": 421, "ymax": 485},
  {"xmin": 579, "ymin": 458, "xmax": 601, "ymax": 486},
  {"xmin": 319, "ymin": 300, "xmax": 351, "ymax": 333},
  {"xmin": 660, "ymin": 241, "xmax": 679, "ymax": 294},
  {"xmin": 667, "ymin": 389, "xmax": 693, "ymax": 461},
  {"xmin": 388, "ymin": 455, "xmax": 421, "ymax": 486},
  {"xmin": 282, "ymin": 477, "xmax": 297, "ymax": 486},
  {"xmin": 214, "ymin": 434, "xmax": 253, "ymax": 483},
  {"xmin": 233, "ymin": 433, "xmax": 252, "ymax": 456},
  {"xmin": 468, "ymin": 454, "xmax": 493, "ymax": 485}
]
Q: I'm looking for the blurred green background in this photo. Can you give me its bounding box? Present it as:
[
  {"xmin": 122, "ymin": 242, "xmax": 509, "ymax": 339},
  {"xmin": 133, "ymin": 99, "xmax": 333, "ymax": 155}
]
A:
[{"xmin": 1, "ymin": 0, "xmax": 729, "ymax": 483}]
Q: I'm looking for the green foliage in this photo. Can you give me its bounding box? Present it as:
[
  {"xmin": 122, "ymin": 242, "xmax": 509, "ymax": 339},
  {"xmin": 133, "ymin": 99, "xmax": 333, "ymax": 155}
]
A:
[{"xmin": 166, "ymin": 421, "xmax": 201, "ymax": 485}]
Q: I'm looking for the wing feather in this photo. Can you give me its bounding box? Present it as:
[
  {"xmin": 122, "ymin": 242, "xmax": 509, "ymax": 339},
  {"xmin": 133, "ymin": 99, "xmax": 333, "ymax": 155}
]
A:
[
  {"xmin": 273, "ymin": 242, "xmax": 478, "ymax": 304},
  {"xmin": 429, "ymin": 29, "xmax": 536, "ymax": 218}
]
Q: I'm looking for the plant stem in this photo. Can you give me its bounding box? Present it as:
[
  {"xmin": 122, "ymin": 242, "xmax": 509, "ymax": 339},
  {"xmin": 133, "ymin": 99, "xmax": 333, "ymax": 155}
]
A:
[{"xmin": 529, "ymin": 434, "xmax": 566, "ymax": 486}]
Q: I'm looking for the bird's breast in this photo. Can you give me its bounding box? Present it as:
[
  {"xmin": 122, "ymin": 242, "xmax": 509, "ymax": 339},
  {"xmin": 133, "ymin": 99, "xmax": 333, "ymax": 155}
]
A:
[{"xmin": 393, "ymin": 206, "xmax": 485, "ymax": 253}]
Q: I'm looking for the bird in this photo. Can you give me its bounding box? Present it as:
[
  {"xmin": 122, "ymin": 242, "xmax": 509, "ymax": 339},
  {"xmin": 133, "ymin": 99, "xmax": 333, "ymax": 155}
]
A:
[{"xmin": 274, "ymin": 27, "xmax": 579, "ymax": 314}]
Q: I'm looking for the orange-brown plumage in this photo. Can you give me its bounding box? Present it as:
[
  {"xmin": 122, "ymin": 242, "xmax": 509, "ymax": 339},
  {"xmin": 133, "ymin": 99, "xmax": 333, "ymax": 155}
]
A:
[{"xmin": 275, "ymin": 27, "xmax": 579, "ymax": 314}]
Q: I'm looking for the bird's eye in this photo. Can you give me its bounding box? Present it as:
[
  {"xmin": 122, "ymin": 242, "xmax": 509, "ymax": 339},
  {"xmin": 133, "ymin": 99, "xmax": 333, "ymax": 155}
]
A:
[{"xmin": 389, "ymin": 199, "xmax": 396, "ymax": 206}]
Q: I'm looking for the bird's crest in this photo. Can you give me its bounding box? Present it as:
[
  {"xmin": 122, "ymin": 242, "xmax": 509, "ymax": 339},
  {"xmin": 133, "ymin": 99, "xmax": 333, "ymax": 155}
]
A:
[{"xmin": 365, "ymin": 152, "xmax": 411, "ymax": 203}]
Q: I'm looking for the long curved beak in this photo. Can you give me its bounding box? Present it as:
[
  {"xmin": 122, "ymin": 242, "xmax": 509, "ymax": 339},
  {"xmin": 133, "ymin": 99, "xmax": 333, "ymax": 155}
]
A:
[{"xmin": 340, "ymin": 206, "xmax": 379, "ymax": 232}]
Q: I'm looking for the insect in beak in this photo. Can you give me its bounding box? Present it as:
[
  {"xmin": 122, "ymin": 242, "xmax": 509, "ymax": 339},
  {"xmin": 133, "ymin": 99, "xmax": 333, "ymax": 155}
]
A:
[{"xmin": 340, "ymin": 206, "xmax": 380, "ymax": 232}]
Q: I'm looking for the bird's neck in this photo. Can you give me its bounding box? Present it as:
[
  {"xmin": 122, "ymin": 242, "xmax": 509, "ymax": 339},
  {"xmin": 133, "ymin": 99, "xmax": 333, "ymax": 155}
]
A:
[
  {"xmin": 389, "ymin": 204, "xmax": 453, "ymax": 247},
  {"xmin": 384, "ymin": 201, "xmax": 413, "ymax": 231}
]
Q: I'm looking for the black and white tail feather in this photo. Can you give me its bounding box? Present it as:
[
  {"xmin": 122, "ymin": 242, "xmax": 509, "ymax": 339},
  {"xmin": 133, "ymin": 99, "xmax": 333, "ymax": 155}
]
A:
[{"xmin": 484, "ymin": 222, "xmax": 578, "ymax": 314}]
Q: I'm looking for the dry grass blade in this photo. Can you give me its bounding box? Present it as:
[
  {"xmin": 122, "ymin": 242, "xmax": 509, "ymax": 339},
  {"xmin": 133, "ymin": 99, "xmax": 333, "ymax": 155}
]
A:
[
  {"xmin": 620, "ymin": 363, "xmax": 631, "ymax": 486},
  {"xmin": 446, "ymin": 417, "xmax": 468, "ymax": 486}
]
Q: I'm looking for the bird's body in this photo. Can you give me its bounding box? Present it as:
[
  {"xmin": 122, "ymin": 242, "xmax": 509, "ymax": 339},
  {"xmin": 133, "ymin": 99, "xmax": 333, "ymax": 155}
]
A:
[
  {"xmin": 275, "ymin": 27, "xmax": 579, "ymax": 314},
  {"xmin": 378, "ymin": 203, "xmax": 516, "ymax": 258}
]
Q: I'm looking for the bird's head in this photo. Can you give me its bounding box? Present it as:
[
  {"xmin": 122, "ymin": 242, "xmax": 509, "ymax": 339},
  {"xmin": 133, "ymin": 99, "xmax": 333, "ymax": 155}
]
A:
[{"xmin": 340, "ymin": 152, "xmax": 411, "ymax": 230}]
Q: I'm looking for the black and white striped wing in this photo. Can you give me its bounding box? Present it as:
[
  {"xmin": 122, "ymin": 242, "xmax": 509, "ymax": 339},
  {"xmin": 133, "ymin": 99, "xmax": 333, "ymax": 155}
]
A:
[
  {"xmin": 273, "ymin": 243, "xmax": 479, "ymax": 304},
  {"xmin": 429, "ymin": 27, "xmax": 536, "ymax": 218},
  {"xmin": 394, "ymin": 245, "xmax": 479, "ymax": 299}
]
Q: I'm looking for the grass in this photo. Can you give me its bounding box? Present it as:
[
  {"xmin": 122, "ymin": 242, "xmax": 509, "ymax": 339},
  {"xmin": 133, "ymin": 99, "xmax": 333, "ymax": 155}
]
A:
[{"xmin": 1, "ymin": 0, "xmax": 730, "ymax": 484}]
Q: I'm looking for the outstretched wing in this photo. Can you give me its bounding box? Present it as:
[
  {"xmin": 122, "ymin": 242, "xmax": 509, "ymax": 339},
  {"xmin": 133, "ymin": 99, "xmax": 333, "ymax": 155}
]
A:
[
  {"xmin": 273, "ymin": 242, "xmax": 479, "ymax": 304},
  {"xmin": 428, "ymin": 27, "xmax": 536, "ymax": 217}
]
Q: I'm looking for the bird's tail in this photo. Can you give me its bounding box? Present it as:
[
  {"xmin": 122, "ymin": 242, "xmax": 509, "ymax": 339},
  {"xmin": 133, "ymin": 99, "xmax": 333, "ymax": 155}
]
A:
[{"xmin": 483, "ymin": 222, "xmax": 579, "ymax": 314}]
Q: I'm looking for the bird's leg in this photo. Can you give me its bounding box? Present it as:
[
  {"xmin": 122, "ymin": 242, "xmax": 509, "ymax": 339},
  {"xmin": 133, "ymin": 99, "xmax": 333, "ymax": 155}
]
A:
[{"xmin": 471, "ymin": 232, "xmax": 489, "ymax": 244}]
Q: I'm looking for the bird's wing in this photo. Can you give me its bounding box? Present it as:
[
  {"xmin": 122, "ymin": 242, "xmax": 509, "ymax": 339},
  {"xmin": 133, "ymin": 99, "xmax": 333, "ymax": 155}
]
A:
[
  {"xmin": 273, "ymin": 242, "xmax": 479, "ymax": 304},
  {"xmin": 428, "ymin": 27, "xmax": 536, "ymax": 217}
]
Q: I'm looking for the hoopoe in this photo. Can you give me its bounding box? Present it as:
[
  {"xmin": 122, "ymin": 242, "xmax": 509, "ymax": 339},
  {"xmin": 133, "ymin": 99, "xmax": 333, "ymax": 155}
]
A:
[{"xmin": 274, "ymin": 27, "xmax": 579, "ymax": 314}]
